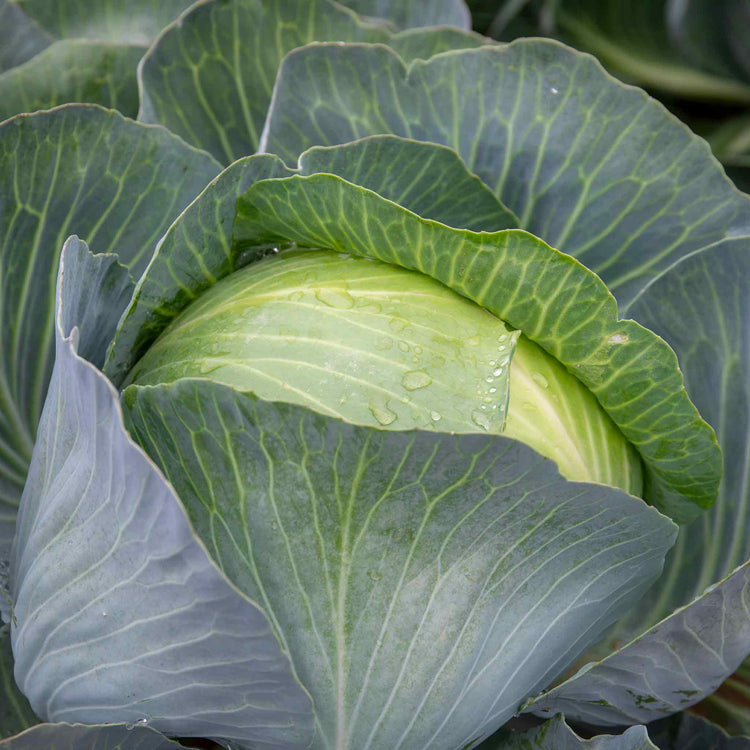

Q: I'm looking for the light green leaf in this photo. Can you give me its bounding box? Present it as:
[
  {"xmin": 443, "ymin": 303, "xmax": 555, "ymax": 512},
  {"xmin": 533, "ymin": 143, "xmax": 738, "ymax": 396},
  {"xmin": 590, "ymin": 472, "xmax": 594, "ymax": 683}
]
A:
[
  {"xmin": 597, "ymin": 240, "xmax": 750, "ymax": 642},
  {"xmin": 105, "ymin": 136, "xmax": 514, "ymax": 386},
  {"xmin": 337, "ymin": 0, "xmax": 471, "ymax": 29},
  {"xmin": 138, "ymin": 0, "xmax": 488, "ymax": 163},
  {"xmin": 555, "ymin": 0, "xmax": 750, "ymax": 103},
  {"xmin": 525, "ymin": 562, "xmax": 750, "ymax": 726},
  {"xmin": 233, "ymin": 172, "xmax": 721, "ymax": 522},
  {"xmin": 122, "ymin": 375, "xmax": 676, "ymax": 749},
  {"xmin": 0, "ymin": 105, "xmax": 220, "ymax": 559},
  {"xmin": 9, "ymin": 237, "xmax": 313, "ymax": 746},
  {"xmin": 261, "ymin": 40, "xmax": 750, "ymax": 307},
  {"xmin": 0, "ymin": 0, "xmax": 51, "ymax": 73},
  {"xmin": 647, "ymin": 712, "xmax": 750, "ymax": 750},
  {"xmin": 0, "ymin": 628, "xmax": 38, "ymax": 740},
  {"xmin": 0, "ymin": 40, "xmax": 144, "ymax": 122},
  {"xmin": 0, "ymin": 722, "xmax": 186, "ymax": 748},
  {"xmin": 15, "ymin": 0, "xmax": 196, "ymax": 45},
  {"xmin": 480, "ymin": 714, "xmax": 657, "ymax": 749}
]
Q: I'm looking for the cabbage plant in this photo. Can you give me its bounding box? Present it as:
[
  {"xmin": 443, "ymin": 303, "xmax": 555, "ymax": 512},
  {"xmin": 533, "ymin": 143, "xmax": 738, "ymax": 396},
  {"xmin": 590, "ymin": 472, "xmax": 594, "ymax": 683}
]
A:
[{"xmin": 0, "ymin": 1, "xmax": 749, "ymax": 748}]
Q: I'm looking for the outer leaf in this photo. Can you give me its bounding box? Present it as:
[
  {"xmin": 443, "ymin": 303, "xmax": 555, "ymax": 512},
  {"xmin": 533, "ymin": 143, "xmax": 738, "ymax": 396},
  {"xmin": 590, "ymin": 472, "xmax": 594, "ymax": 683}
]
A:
[
  {"xmin": 298, "ymin": 136, "xmax": 518, "ymax": 231},
  {"xmin": 648, "ymin": 710, "xmax": 750, "ymax": 749},
  {"xmin": 123, "ymin": 375, "xmax": 676, "ymax": 749},
  {"xmin": 0, "ymin": 628, "xmax": 37, "ymax": 739},
  {"xmin": 9, "ymin": 237, "xmax": 313, "ymax": 746},
  {"xmin": 261, "ymin": 40, "xmax": 750, "ymax": 307},
  {"xmin": 0, "ymin": 40, "xmax": 144, "ymax": 123},
  {"xmin": 605, "ymin": 240, "xmax": 750, "ymax": 635},
  {"xmin": 0, "ymin": 0, "xmax": 51, "ymax": 73},
  {"xmin": 0, "ymin": 105, "xmax": 220, "ymax": 557},
  {"xmin": 138, "ymin": 0, "xmax": 488, "ymax": 163},
  {"xmin": 480, "ymin": 714, "xmax": 657, "ymax": 749},
  {"xmin": 233, "ymin": 173, "xmax": 721, "ymax": 522},
  {"xmin": 526, "ymin": 562, "xmax": 750, "ymax": 726},
  {"xmin": 555, "ymin": 0, "xmax": 750, "ymax": 103},
  {"xmin": 15, "ymin": 0, "xmax": 196, "ymax": 45},
  {"xmin": 0, "ymin": 722, "xmax": 185, "ymax": 748},
  {"xmin": 105, "ymin": 136, "xmax": 515, "ymax": 386},
  {"xmin": 338, "ymin": 0, "xmax": 471, "ymax": 29}
]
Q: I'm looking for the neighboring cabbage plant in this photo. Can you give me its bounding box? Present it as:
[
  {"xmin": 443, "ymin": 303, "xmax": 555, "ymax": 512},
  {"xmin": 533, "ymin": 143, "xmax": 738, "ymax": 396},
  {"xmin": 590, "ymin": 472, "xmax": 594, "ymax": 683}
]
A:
[{"xmin": 0, "ymin": 1, "xmax": 748, "ymax": 749}]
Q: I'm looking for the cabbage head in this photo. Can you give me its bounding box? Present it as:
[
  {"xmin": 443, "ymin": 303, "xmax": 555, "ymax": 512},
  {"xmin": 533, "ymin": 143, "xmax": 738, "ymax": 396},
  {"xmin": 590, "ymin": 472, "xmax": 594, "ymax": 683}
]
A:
[{"xmin": 0, "ymin": 1, "xmax": 748, "ymax": 749}]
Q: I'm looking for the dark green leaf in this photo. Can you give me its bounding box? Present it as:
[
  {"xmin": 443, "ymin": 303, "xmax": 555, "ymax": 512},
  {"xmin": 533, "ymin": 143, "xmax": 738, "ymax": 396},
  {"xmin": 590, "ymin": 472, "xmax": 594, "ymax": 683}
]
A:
[
  {"xmin": 0, "ymin": 105, "xmax": 220, "ymax": 560},
  {"xmin": 481, "ymin": 714, "xmax": 657, "ymax": 748},
  {"xmin": 123, "ymin": 376, "xmax": 676, "ymax": 748},
  {"xmin": 0, "ymin": 628, "xmax": 38, "ymax": 740},
  {"xmin": 555, "ymin": 0, "xmax": 750, "ymax": 103},
  {"xmin": 0, "ymin": 40, "xmax": 144, "ymax": 122},
  {"xmin": 648, "ymin": 711, "xmax": 750, "ymax": 750},
  {"xmin": 261, "ymin": 40, "xmax": 750, "ymax": 307},
  {"xmin": 138, "ymin": 0, "xmax": 488, "ymax": 163},
  {"xmin": 15, "ymin": 0, "xmax": 195, "ymax": 45},
  {"xmin": 0, "ymin": 722, "xmax": 186, "ymax": 748},
  {"xmin": 337, "ymin": 0, "xmax": 471, "ymax": 29}
]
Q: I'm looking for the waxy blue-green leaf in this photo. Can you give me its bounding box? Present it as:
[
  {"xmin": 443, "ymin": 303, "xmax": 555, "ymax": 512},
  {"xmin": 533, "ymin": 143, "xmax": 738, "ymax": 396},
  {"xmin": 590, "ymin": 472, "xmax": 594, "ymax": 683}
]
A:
[
  {"xmin": 338, "ymin": 0, "xmax": 471, "ymax": 29},
  {"xmin": 554, "ymin": 0, "xmax": 750, "ymax": 103},
  {"xmin": 261, "ymin": 40, "xmax": 750, "ymax": 307},
  {"xmin": 602, "ymin": 239, "xmax": 750, "ymax": 638},
  {"xmin": 9, "ymin": 236, "xmax": 313, "ymax": 746},
  {"xmin": 0, "ymin": 628, "xmax": 37, "ymax": 740},
  {"xmin": 480, "ymin": 714, "xmax": 657, "ymax": 749},
  {"xmin": 0, "ymin": 722, "xmax": 185, "ymax": 748},
  {"xmin": 123, "ymin": 374, "xmax": 676, "ymax": 750},
  {"xmin": 0, "ymin": 105, "xmax": 220, "ymax": 562},
  {"xmin": 0, "ymin": 40, "xmax": 144, "ymax": 122},
  {"xmin": 138, "ymin": 0, "xmax": 488, "ymax": 164},
  {"xmin": 105, "ymin": 136, "xmax": 515, "ymax": 386},
  {"xmin": 0, "ymin": 0, "xmax": 51, "ymax": 73},
  {"xmin": 526, "ymin": 561, "xmax": 750, "ymax": 726},
  {"xmin": 233, "ymin": 172, "xmax": 720, "ymax": 522}
]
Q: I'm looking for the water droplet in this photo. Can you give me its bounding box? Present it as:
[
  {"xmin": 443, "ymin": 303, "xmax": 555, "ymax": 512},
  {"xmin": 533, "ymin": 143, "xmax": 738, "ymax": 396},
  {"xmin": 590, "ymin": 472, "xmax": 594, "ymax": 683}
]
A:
[
  {"xmin": 531, "ymin": 372, "xmax": 549, "ymax": 388},
  {"xmin": 374, "ymin": 336, "xmax": 393, "ymax": 351},
  {"xmin": 271, "ymin": 520, "xmax": 278, "ymax": 530},
  {"xmin": 315, "ymin": 288, "xmax": 354, "ymax": 309},
  {"xmin": 550, "ymin": 86, "xmax": 558, "ymax": 94},
  {"xmin": 389, "ymin": 318, "xmax": 408, "ymax": 333},
  {"xmin": 369, "ymin": 401, "xmax": 398, "ymax": 426},
  {"xmin": 136, "ymin": 717, "xmax": 150, "ymax": 726},
  {"xmin": 430, "ymin": 411, "xmax": 441, "ymax": 422},
  {"xmin": 101, "ymin": 612, "xmax": 107, "ymax": 617},
  {"xmin": 414, "ymin": 345, "xmax": 423, "ymax": 355},
  {"xmin": 397, "ymin": 340, "xmax": 410, "ymax": 353},
  {"xmin": 489, "ymin": 387, "xmax": 497, "ymax": 394},
  {"xmin": 608, "ymin": 333, "xmax": 629, "ymax": 344},
  {"xmin": 485, "ymin": 376, "xmax": 494, "ymax": 383},
  {"xmin": 492, "ymin": 367, "xmax": 503, "ymax": 377},
  {"xmin": 402, "ymin": 370, "xmax": 432, "ymax": 391},
  {"xmin": 367, "ymin": 570, "xmax": 382, "ymax": 581},
  {"xmin": 471, "ymin": 410, "xmax": 492, "ymax": 430}
]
